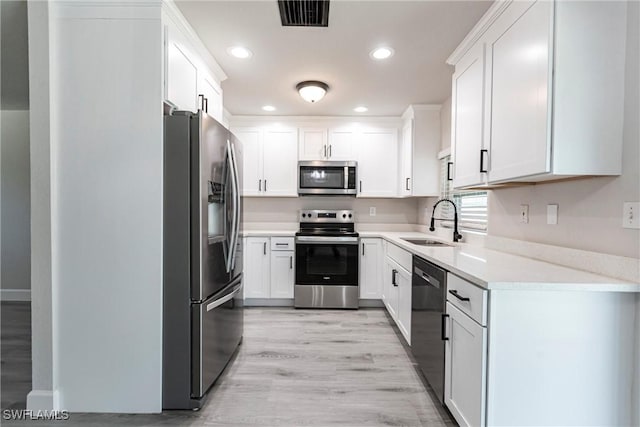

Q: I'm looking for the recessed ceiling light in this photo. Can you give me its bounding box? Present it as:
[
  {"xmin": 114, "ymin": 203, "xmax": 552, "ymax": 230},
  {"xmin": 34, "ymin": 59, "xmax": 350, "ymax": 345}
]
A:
[
  {"xmin": 262, "ymin": 105, "xmax": 276, "ymax": 112},
  {"xmin": 354, "ymin": 106, "xmax": 368, "ymax": 113},
  {"xmin": 227, "ymin": 46, "xmax": 252, "ymax": 59},
  {"xmin": 370, "ymin": 47, "xmax": 394, "ymax": 60}
]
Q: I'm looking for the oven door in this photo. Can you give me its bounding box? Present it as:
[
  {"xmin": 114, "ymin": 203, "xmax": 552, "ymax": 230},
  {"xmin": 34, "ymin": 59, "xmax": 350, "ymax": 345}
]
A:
[{"xmin": 295, "ymin": 236, "xmax": 359, "ymax": 285}]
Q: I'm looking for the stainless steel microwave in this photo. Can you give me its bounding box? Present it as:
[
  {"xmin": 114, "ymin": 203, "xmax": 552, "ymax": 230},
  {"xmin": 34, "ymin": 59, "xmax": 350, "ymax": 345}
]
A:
[{"xmin": 298, "ymin": 161, "xmax": 357, "ymax": 196}]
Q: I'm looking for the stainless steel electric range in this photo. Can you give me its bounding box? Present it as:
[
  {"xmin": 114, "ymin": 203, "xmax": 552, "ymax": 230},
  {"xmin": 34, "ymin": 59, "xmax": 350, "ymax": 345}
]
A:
[{"xmin": 294, "ymin": 210, "xmax": 359, "ymax": 309}]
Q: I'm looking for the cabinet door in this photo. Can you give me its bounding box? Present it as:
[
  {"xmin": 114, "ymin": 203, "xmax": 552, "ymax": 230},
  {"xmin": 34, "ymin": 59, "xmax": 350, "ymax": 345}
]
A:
[
  {"xmin": 166, "ymin": 25, "xmax": 198, "ymax": 112},
  {"xmin": 445, "ymin": 302, "xmax": 487, "ymax": 427},
  {"xmin": 451, "ymin": 43, "xmax": 487, "ymax": 189},
  {"xmin": 199, "ymin": 73, "xmax": 223, "ymax": 124},
  {"xmin": 298, "ymin": 128, "xmax": 327, "ymax": 160},
  {"xmin": 396, "ymin": 266, "xmax": 412, "ymax": 345},
  {"xmin": 244, "ymin": 238, "xmax": 271, "ymax": 298},
  {"xmin": 399, "ymin": 119, "xmax": 413, "ymax": 196},
  {"xmin": 359, "ymin": 238, "xmax": 382, "ymax": 299},
  {"xmin": 263, "ymin": 128, "xmax": 298, "ymax": 196},
  {"xmin": 383, "ymin": 257, "xmax": 399, "ymax": 320},
  {"xmin": 327, "ymin": 128, "xmax": 356, "ymax": 160},
  {"xmin": 487, "ymin": 0, "xmax": 552, "ymax": 182},
  {"xmin": 357, "ymin": 128, "xmax": 399, "ymax": 198},
  {"xmin": 270, "ymin": 251, "xmax": 295, "ymax": 298},
  {"xmin": 233, "ymin": 128, "xmax": 262, "ymax": 196}
]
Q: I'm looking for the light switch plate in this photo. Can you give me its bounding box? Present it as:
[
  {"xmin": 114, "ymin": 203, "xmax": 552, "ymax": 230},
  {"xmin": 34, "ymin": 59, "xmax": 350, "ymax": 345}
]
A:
[
  {"xmin": 547, "ymin": 204, "xmax": 558, "ymax": 225},
  {"xmin": 622, "ymin": 202, "xmax": 640, "ymax": 229},
  {"xmin": 369, "ymin": 207, "xmax": 376, "ymax": 217},
  {"xmin": 520, "ymin": 205, "xmax": 529, "ymax": 224}
]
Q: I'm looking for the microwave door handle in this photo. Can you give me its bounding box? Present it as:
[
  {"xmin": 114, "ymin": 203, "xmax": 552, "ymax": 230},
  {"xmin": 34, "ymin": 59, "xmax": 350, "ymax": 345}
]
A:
[{"xmin": 344, "ymin": 167, "xmax": 348, "ymax": 189}]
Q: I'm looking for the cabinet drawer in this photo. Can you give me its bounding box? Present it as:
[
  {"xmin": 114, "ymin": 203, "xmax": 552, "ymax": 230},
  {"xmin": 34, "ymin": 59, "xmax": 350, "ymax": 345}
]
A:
[
  {"xmin": 271, "ymin": 237, "xmax": 295, "ymax": 251},
  {"xmin": 386, "ymin": 243, "xmax": 412, "ymax": 272},
  {"xmin": 446, "ymin": 273, "xmax": 487, "ymax": 326}
]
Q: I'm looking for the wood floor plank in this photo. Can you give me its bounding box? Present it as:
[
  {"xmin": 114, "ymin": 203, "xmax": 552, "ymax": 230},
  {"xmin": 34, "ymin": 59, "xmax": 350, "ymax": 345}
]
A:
[{"xmin": 1, "ymin": 305, "xmax": 455, "ymax": 426}]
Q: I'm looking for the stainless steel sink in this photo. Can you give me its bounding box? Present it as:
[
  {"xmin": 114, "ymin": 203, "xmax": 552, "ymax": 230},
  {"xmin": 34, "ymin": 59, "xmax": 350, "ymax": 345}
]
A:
[{"xmin": 401, "ymin": 238, "xmax": 452, "ymax": 247}]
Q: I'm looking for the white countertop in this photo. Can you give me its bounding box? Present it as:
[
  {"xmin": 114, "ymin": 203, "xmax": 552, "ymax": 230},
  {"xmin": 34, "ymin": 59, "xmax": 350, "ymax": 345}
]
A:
[
  {"xmin": 358, "ymin": 231, "xmax": 640, "ymax": 292},
  {"xmin": 242, "ymin": 228, "xmax": 640, "ymax": 292}
]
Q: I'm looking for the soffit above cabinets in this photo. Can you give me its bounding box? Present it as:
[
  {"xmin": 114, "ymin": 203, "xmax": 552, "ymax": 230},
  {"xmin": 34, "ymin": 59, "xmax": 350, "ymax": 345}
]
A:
[{"xmin": 174, "ymin": 0, "xmax": 492, "ymax": 117}]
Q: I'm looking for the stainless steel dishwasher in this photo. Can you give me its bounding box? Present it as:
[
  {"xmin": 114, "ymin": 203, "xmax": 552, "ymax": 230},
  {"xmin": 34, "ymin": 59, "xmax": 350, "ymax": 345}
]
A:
[{"xmin": 411, "ymin": 255, "xmax": 447, "ymax": 404}]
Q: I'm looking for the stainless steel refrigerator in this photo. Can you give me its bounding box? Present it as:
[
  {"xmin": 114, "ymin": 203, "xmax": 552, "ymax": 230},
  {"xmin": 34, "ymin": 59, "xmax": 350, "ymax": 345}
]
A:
[{"xmin": 163, "ymin": 109, "xmax": 243, "ymax": 409}]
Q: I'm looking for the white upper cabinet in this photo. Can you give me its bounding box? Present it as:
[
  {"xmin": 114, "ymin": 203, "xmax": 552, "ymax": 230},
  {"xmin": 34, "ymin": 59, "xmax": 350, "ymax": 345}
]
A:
[
  {"xmin": 486, "ymin": 0, "xmax": 552, "ymax": 182},
  {"xmin": 400, "ymin": 106, "xmax": 441, "ymax": 197},
  {"xmin": 166, "ymin": 24, "xmax": 198, "ymax": 113},
  {"xmin": 448, "ymin": 0, "xmax": 627, "ymax": 187},
  {"xmin": 234, "ymin": 128, "xmax": 262, "ymax": 196},
  {"xmin": 299, "ymin": 127, "xmax": 357, "ymax": 160},
  {"xmin": 298, "ymin": 128, "xmax": 328, "ymax": 160},
  {"xmin": 162, "ymin": 3, "xmax": 226, "ymax": 122},
  {"xmin": 451, "ymin": 43, "xmax": 487, "ymax": 188},
  {"xmin": 262, "ymin": 128, "xmax": 298, "ymax": 196},
  {"xmin": 232, "ymin": 126, "xmax": 298, "ymax": 197},
  {"xmin": 198, "ymin": 72, "xmax": 223, "ymax": 123},
  {"xmin": 357, "ymin": 128, "xmax": 399, "ymax": 198},
  {"xmin": 327, "ymin": 127, "xmax": 357, "ymax": 160}
]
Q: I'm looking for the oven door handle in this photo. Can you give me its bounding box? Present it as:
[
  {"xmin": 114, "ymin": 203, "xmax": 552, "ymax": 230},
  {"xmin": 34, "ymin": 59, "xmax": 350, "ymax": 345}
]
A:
[{"xmin": 295, "ymin": 236, "xmax": 359, "ymax": 245}]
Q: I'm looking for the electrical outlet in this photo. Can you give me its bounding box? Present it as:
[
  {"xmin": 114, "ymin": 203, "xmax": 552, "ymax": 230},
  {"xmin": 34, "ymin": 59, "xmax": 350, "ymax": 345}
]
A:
[
  {"xmin": 520, "ymin": 205, "xmax": 529, "ymax": 224},
  {"xmin": 547, "ymin": 204, "xmax": 558, "ymax": 225},
  {"xmin": 622, "ymin": 202, "xmax": 640, "ymax": 229},
  {"xmin": 369, "ymin": 207, "xmax": 376, "ymax": 217}
]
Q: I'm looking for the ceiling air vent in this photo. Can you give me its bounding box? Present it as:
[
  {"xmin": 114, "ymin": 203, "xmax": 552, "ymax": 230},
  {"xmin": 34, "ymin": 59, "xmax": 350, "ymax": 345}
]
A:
[{"xmin": 278, "ymin": 0, "xmax": 330, "ymax": 27}]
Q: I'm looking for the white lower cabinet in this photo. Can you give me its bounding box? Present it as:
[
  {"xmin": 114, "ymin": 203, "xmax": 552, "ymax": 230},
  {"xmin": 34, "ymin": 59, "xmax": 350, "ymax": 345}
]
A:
[
  {"xmin": 445, "ymin": 302, "xmax": 487, "ymax": 427},
  {"xmin": 382, "ymin": 242, "xmax": 412, "ymax": 345},
  {"xmin": 244, "ymin": 236, "xmax": 295, "ymax": 301},
  {"xmin": 359, "ymin": 238, "xmax": 383, "ymax": 299},
  {"xmin": 243, "ymin": 237, "xmax": 270, "ymax": 298},
  {"xmin": 270, "ymin": 250, "xmax": 294, "ymax": 298}
]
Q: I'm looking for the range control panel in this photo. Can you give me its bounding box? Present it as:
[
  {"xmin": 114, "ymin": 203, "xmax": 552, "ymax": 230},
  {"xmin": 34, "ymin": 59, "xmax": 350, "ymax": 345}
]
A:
[{"xmin": 299, "ymin": 210, "xmax": 354, "ymax": 223}]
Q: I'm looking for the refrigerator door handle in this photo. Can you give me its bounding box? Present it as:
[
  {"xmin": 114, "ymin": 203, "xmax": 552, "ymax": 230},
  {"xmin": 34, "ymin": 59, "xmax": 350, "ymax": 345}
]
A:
[
  {"xmin": 206, "ymin": 281, "xmax": 243, "ymax": 311},
  {"xmin": 228, "ymin": 140, "xmax": 241, "ymax": 270},
  {"xmin": 225, "ymin": 140, "xmax": 238, "ymax": 273}
]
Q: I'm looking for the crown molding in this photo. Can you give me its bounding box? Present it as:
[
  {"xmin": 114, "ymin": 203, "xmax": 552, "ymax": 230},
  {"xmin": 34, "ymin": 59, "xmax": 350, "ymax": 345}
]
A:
[{"xmin": 446, "ymin": 0, "xmax": 513, "ymax": 66}]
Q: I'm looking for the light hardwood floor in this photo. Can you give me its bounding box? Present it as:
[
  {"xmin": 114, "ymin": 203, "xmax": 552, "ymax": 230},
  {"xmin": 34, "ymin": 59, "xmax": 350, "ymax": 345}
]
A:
[{"xmin": 1, "ymin": 306, "xmax": 454, "ymax": 426}]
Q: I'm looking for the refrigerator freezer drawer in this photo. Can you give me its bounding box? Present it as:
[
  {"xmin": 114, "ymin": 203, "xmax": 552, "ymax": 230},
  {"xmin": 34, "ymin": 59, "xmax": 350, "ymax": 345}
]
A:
[{"xmin": 191, "ymin": 279, "xmax": 243, "ymax": 399}]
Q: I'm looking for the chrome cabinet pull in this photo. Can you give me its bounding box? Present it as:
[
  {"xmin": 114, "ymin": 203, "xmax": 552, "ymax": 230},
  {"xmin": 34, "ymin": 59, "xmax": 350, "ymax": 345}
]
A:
[
  {"xmin": 264, "ymin": 180, "xmax": 267, "ymax": 192},
  {"xmin": 259, "ymin": 179, "xmax": 262, "ymax": 191},
  {"xmin": 406, "ymin": 177, "xmax": 410, "ymax": 191},
  {"xmin": 289, "ymin": 256, "xmax": 293, "ymax": 269},
  {"xmin": 359, "ymin": 180, "xmax": 362, "ymax": 193},
  {"xmin": 329, "ymin": 145, "xmax": 332, "ymax": 158},
  {"xmin": 447, "ymin": 162, "xmax": 453, "ymax": 181},
  {"xmin": 362, "ymin": 242, "xmax": 365, "ymax": 256},
  {"xmin": 324, "ymin": 145, "xmax": 327, "ymax": 158},
  {"xmin": 263, "ymin": 242, "xmax": 266, "ymax": 255},
  {"xmin": 392, "ymin": 269, "xmax": 398, "ymax": 286},
  {"xmin": 449, "ymin": 289, "xmax": 470, "ymax": 301}
]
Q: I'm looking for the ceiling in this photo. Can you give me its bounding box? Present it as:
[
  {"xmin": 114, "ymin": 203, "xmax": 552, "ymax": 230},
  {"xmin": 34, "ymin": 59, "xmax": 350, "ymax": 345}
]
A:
[{"xmin": 177, "ymin": 0, "xmax": 493, "ymax": 117}]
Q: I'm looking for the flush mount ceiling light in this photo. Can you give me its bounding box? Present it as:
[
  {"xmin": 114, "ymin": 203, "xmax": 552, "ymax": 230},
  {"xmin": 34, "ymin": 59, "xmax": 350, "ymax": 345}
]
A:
[
  {"xmin": 370, "ymin": 47, "xmax": 394, "ymax": 60},
  {"xmin": 262, "ymin": 105, "xmax": 276, "ymax": 112},
  {"xmin": 354, "ymin": 106, "xmax": 368, "ymax": 113},
  {"xmin": 227, "ymin": 46, "xmax": 252, "ymax": 59},
  {"xmin": 296, "ymin": 81, "xmax": 329, "ymax": 103}
]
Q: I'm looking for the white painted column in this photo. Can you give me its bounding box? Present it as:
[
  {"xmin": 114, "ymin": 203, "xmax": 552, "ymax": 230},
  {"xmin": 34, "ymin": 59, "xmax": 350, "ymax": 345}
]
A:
[{"xmin": 26, "ymin": 0, "xmax": 57, "ymax": 411}]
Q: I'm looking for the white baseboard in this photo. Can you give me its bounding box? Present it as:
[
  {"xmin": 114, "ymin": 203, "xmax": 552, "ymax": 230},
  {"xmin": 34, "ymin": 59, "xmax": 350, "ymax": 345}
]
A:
[
  {"xmin": 1, "ymin": 289, "xmax": 31, "ymax": 301},
  {"xmin": 27, "ymin": 389, "xmax": 60, "ymax": 411}
]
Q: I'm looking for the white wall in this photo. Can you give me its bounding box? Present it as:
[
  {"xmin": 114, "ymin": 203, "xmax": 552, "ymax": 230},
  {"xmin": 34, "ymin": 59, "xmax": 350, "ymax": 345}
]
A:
[
  {"xmin": 26, "ymin": 1, "xmax": 164, "ymax": 413},
  {"xmin": 487, "ymin": 1, "xmax": 639, "ymax": 259},
  {"xmin": 1, "ymin": 110, "xmax": 31, "ymax": 300},
  {"xmin": 244, "ymin": 197, "xmax": 418, "ymax": 225}
]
